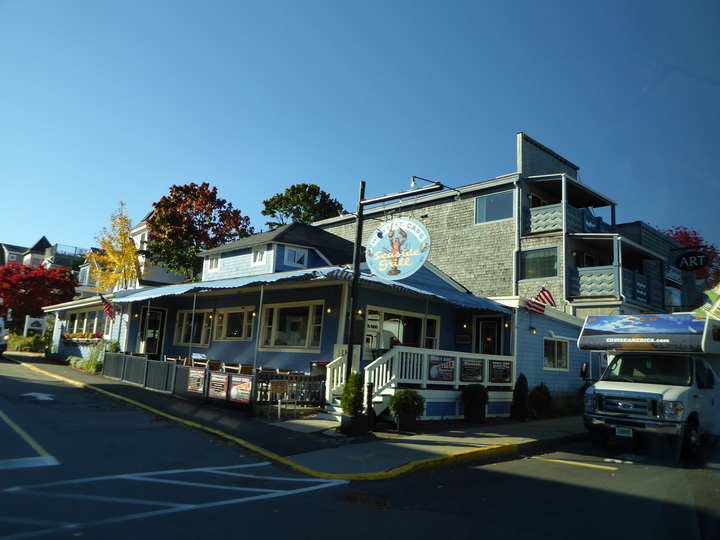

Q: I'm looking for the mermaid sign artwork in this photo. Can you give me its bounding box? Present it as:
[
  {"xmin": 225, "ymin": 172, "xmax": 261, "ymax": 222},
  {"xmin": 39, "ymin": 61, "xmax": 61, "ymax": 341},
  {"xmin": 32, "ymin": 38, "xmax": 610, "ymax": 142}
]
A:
[{"xmin": 366, "ymin": 218, "xmax": 430, "ymax": 281}]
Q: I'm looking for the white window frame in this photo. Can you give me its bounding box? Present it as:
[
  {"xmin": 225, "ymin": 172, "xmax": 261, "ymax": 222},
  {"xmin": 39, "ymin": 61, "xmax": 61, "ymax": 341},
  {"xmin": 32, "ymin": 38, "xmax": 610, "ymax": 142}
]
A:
[
  {"xmin": 284, "ymin": 247, "xmax": 308, "ymax": 268},
  {"xmin": 174, "ymin": 310, "xmax": 213, "ymax": 347},
  {"xmin": 260, "ymin": 301, "xmax": 324, "ymax": 351},
  {"xmin": 251, "ymin": 246, "xmax": 266, "ymax": 266},
  {"xmin": 207, "ymin": 256, "xmax": 220, "ymax": 272},
  {"xmin": 214, "ymin": 307, "xmax": 255, "ymax": 341},
  {"xmin": 65, "ymin": 308, "xmax": 107, "ymax": 336},
  {"xmin": 520, "ymin": 247, "xmax": 559, "ymax": 280},
  {"xmin": 474, "ymin": 190, "xmax": 514, "ymax": 225},
  {"xmin": 367, "ymin": 306, "xmax": 441, "ymax": 350},
  {"xmin": 543, "ymin": 338, "xmax": 569, "ymax": 371}
]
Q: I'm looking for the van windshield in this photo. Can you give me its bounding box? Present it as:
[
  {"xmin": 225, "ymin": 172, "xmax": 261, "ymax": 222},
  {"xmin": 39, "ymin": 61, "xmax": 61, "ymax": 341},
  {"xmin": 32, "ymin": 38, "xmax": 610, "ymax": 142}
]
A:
[{"xmin": 601, "ymin": 354, "xmax": 692, "ymax": 386}]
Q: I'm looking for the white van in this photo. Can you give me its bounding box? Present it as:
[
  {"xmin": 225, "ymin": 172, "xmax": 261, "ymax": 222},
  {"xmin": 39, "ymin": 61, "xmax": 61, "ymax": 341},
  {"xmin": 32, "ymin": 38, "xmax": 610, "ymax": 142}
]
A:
[{"xmin": 578, "ymin": 313, "xmax": 720, "ymax": 458}]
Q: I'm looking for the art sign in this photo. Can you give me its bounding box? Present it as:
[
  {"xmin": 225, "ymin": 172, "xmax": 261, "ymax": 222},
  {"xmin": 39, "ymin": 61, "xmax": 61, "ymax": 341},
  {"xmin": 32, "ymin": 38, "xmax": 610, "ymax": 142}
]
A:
[
  {"xmin": 675, "ymin": 251, "xmax": 709, "ymax": 271},
  {"xmin": 365, "ymin": 218, "xmax": 430, "ymax": 281}
]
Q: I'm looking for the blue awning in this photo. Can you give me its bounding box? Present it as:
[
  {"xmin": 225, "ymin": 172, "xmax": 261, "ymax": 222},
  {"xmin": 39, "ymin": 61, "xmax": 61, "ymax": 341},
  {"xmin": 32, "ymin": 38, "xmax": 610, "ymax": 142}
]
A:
[{"xmin": 113, "ymin": 266, "xmax": 509, "ymax": 314}]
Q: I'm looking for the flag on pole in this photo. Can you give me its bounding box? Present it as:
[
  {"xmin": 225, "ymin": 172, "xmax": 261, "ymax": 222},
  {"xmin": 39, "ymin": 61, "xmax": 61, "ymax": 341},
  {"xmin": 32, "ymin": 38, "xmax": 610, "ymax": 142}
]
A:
[
  {"xmin": 524, "ymin": 287, "xmax": 556, "ymax": 315},
  {"xmin": 100, "ymin": 294, "xmax": 115, "ymax": 323}
]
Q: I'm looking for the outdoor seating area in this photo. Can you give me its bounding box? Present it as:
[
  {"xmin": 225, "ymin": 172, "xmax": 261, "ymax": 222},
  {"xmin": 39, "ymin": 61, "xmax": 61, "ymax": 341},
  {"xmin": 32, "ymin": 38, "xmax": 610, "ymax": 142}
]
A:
[{"xmin": 104, "ymin": 352, "xmax": 326, "ymax": 418}]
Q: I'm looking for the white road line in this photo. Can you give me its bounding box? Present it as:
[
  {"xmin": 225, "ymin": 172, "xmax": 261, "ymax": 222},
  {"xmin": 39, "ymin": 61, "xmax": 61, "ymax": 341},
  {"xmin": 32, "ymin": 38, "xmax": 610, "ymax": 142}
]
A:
[
  {"xmin": 131, "ymin": 474, "xmax": 285, "ymax": 494},
  {"xmin": 0, "ymin": 456, "xmax": 59, "ymax": 471},
  {"xmin": 531, "ymin": 456, "xmax": 619, "ymax": 471}
]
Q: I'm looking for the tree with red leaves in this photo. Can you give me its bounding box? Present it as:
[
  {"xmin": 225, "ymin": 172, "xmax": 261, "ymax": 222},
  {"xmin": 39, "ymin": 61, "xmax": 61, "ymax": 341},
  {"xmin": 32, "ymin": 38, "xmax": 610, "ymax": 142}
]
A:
[
  {"xmin": 0, "ymin": 262, "xmax": 77, "ymax": 324},
  {"xmin": 145, "ymin": 182, "xmax": 255, "ymax": 281},
  {"xmin": 660, "ymin": 226, "xmax": 719, "ymax": 287}
]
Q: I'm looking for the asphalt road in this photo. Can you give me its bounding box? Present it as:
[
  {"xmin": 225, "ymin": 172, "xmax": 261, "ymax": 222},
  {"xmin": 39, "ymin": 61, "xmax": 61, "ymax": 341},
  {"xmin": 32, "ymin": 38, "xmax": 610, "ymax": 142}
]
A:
[{"xmin": 2, "ymin": 359, "xmax": 719, "ymax": 539}]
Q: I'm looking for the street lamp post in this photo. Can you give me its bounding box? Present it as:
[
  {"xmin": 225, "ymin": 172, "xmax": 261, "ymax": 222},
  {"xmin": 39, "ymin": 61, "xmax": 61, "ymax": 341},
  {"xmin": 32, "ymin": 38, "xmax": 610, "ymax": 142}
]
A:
[{"xmin": 344, "ymin": 178, "xmax": 444, "ymax": 381}]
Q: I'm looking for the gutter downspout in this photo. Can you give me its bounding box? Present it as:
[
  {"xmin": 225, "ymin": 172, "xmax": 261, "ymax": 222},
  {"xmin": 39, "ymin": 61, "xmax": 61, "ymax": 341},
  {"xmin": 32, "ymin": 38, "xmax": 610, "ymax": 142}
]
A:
[
  {"xmin": 188, "ymin": 293, "xmax": 196, "ymax": 360},
  {"xmin": 614, "ymin": 236, "xmax": 624, "ymax": 301},
  {"xmin": 253, "ymin": 285, "xmax": 264, "ymax": 370},
  {"xmin": 562, "ymin": 174, "xmax": 568, "ymax": 313},
  {"xmin": 513, "ymin": 177, "xmax": 521, "ymax": 297}
]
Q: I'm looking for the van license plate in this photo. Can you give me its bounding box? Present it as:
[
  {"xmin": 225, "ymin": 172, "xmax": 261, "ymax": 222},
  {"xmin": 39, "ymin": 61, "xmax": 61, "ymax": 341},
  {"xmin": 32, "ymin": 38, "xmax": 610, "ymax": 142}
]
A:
[{"xmin": 615, "ymin": 427, "xmax": 633, "ymax": 438}]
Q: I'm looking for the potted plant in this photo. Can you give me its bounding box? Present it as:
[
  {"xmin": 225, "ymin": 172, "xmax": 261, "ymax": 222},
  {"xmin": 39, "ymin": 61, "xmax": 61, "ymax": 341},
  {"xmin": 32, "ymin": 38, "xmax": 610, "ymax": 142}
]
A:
[
  {"xmin": 339, "ymin": 371, "xmax": 368, "ymax": 436},
  {"xmin": 461, "ymin": 383, "xmax": 488, "ymax": 423},
  {"xmin": 389, "ymin": 389, "xmax": 425, "ymax": 432}
]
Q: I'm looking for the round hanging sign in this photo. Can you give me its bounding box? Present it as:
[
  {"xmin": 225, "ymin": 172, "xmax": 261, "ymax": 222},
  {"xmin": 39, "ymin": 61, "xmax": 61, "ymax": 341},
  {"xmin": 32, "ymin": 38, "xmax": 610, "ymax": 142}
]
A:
[{"xmin": 365, "ymin": 218, "xmax": 430, "ymax": 281}]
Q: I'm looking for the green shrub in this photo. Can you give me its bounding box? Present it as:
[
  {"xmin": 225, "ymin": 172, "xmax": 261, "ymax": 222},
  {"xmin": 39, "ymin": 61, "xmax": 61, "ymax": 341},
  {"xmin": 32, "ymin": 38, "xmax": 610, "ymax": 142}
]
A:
[
  {"xmin": 341, "ymin": 371, "xmax": 365, "ymax": 416},
  {"xmin": 389, "ymin": 389, "xmax": 425, "ymax": 417},
  {"xmin": 461, "ymin": 384, "xmax": 488, "ymax": 407},
  {"xmin": 528, "ymin": 382, "xmax": 553, "ymax": 418},
  {"xmin": 551, "ymin": 392, "xmax": 584, "ymax": 417},
  {"xmin": 68, "ymin": 355, "xmax": 103, "ymax": 374},
  {"xmin": 511, "ymin": 373, "xmax": 529, "ymax": 420},
  {"xmin": 107, "ymin": 341, "xmax": 121, "ymax": 353}
]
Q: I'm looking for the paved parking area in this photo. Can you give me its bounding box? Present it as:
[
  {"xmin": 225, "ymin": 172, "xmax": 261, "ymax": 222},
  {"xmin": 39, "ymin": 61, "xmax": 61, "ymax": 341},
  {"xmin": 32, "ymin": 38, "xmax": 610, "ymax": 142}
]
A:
[{"xmin": 0, "ymin": 462, "xmax": 347, "ymax": 539}]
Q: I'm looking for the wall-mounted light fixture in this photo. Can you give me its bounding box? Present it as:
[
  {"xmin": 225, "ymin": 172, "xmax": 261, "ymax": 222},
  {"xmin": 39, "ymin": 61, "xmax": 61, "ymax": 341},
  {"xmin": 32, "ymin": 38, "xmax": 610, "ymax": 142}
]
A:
[{"xmin": 530, "ymin": 327, "xmax": 537, "ymax": 335}]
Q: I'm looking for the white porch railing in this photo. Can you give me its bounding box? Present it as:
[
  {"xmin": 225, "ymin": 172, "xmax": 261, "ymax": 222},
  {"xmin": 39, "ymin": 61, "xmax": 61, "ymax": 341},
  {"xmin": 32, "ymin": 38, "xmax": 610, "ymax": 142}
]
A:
[{"xmin": 326, "ymin": 345, "xmax": 515, "ymax": 410}]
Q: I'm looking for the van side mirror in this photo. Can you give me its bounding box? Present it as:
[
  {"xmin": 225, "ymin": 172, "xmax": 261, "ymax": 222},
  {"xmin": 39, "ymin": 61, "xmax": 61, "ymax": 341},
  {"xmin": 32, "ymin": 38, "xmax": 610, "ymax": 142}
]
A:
[{"xmin": 580, "ymin": 362, "xmax": 590, "ymax": 379}]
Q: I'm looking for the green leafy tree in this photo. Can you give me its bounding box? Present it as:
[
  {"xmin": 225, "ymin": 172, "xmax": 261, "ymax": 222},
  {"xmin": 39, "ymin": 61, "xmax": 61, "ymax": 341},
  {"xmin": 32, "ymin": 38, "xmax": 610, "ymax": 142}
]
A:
[
  {"xmin": 0, "ymin": 262, "xmax": 77, "ymax": 323},
  {"xmin": 145, "ymin": 182, "xmax": 255, "ymax": 281},
  {"xmin": 86, "ymin": 201, "xmax": 145, "ymax": 291},
  {"xmin": 261, "ymin": 183, "xmax": 345, "ymax": 229}
]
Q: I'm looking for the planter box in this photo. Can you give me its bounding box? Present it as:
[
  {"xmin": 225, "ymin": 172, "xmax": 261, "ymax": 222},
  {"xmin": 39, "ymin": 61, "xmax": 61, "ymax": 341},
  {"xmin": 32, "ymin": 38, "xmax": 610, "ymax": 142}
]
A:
[
  {"xmin": 340, "ymin": 414, "xmax": 369, "ymax": 436},
  {"xmin": 464, "ymin": 405, "xmax": 486, "ymax": 424},
  {"xmin": 395, "ymin": 413, "xmax": 419, "ymax": 433}
]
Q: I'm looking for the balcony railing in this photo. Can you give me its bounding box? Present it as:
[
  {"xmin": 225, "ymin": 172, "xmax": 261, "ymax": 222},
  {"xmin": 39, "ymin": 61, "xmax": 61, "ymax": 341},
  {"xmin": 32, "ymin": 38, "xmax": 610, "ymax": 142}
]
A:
[
  {"xmin": 569, "ymin": 266, "xmax": 662, "ymax": 308},
  {"xmin": 525, "ymin": 204, "xmax": 611, "ymax": 234}
]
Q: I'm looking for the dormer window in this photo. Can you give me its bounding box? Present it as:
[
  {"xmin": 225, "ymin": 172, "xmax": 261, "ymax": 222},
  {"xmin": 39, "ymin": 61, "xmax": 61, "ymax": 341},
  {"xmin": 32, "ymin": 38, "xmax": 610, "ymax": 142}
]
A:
[
  {"xmin": 252, "ymin": 246, "xmax": 266, "ymax": 266},
  {"xmin": 285, "ymin": 247, "xmax": 307, "ymax": 268}
]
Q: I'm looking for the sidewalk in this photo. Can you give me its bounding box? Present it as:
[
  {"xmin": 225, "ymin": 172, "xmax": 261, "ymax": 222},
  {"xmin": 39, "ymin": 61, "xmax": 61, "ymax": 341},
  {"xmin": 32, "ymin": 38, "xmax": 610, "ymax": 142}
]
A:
[{"xmin": 3, "ymin": 352, "xmax": 588, "ymax": 480}]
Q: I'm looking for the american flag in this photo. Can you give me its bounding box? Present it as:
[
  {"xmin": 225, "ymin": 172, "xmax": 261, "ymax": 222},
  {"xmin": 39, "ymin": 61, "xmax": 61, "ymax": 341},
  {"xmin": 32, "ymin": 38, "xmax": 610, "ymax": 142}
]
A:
[
  {"xmin": 524, "ymin": 287, "xmax": 556, "ymax": 315},
  {"xmin": 100, "ymin": 294, "xmax": 115, "ymax": 323}
]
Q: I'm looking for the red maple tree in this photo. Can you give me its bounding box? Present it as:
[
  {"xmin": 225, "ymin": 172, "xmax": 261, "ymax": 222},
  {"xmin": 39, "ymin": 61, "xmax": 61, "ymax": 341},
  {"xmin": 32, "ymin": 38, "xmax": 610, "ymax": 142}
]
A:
[
  {"xmin": 0, "ymin": 262, "xmax": 77, "ymax": 323},
  {"xmin": 660, "ymin": 226, "xmax": 719, "ymax": 287},
  {"xmin": 145, "ymin": 182, "xmax": 255, "ymax": 281}
]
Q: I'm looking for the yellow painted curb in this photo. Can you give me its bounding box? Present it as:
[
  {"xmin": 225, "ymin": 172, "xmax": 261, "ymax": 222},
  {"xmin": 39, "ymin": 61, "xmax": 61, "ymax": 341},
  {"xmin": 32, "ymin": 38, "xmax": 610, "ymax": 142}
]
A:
[{"xmin": 8, "ymin": 357, "xmax": 520, "ymax": 481}]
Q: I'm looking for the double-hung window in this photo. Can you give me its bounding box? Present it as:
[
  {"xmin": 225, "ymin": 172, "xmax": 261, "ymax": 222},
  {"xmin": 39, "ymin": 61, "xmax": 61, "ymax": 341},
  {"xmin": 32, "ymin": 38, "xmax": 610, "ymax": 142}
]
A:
[
  {"xmin": 543, "ymin": 338, "xmax": 568, "ymax": 370},
  {"xmin": 174, "ymin": 310, "xmax": 212, "ymax": 347},
  {"xmin": 207, "ymin": 256, "xmax": 220, "ymax": 272},
  {"xmin": 215, "ymin": 308, "xmax": 254, "ymax": 341},
  {"xmin": 261, "ymin": 302, "xmax": 324, "ymax": 349},
  {"xmin": 475, "ymin": 190, "xmax": 514, "ymax": 224},
  {"xmin": 520, "ymin": 247, "xmax": 558, "ymax": 280}
]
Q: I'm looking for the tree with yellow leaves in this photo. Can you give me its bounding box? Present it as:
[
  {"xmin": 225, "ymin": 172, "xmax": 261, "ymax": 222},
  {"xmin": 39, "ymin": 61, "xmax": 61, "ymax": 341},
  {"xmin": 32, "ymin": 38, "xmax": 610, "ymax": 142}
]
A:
[{"xmin": 86, "ymin": 202, "xmax": 145, "ymax": 291}]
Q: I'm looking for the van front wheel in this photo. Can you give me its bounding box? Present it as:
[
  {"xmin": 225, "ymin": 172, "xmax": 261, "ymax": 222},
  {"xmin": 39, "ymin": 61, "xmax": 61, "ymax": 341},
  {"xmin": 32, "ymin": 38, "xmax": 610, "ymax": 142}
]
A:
[{"xmin": 681, "ymin": 417, "xmax": 701, "ymax": 459}]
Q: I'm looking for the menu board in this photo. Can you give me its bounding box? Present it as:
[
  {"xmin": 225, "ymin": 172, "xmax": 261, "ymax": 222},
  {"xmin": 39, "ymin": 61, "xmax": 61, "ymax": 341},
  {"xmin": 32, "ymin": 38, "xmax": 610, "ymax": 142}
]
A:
[
  {"xmin": 428, "ymin": 355, "xmax": 455, "ymax": 381},
  {"xmin": 460, "ymin": 358, "xmax": 484, "ymax": 383},
  {"xmin": 209, "ymin": 373, "xmax": 229, "ymax": 399},
  {"xmin": 489, "ymin": 360, "xmax": 512, "ymax": 383},
  {"xmin": 187, "ymin": 368, "xmax": 205, "ymax": 393},
  {"xmin": 229, "ymin": 375, "xmax": 253, "ymax": 404}
]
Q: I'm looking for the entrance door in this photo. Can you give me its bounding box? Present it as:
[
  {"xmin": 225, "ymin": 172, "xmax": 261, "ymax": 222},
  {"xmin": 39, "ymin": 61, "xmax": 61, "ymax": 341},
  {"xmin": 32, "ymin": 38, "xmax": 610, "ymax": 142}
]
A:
[
  {"xmin": 138, "ymin": 307, "xmax": 165, "ymax": 360},
  {"xmin": 475, "ymin": 319, "xmax": 499, "ymax": 355}
]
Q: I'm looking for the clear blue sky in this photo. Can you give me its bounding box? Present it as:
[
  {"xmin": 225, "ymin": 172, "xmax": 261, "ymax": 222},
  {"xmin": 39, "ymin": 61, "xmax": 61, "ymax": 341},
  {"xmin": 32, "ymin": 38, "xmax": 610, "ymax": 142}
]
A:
[{"xmin": 1, "ymin": 0, "xmax": 718, "ymax": 252}]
